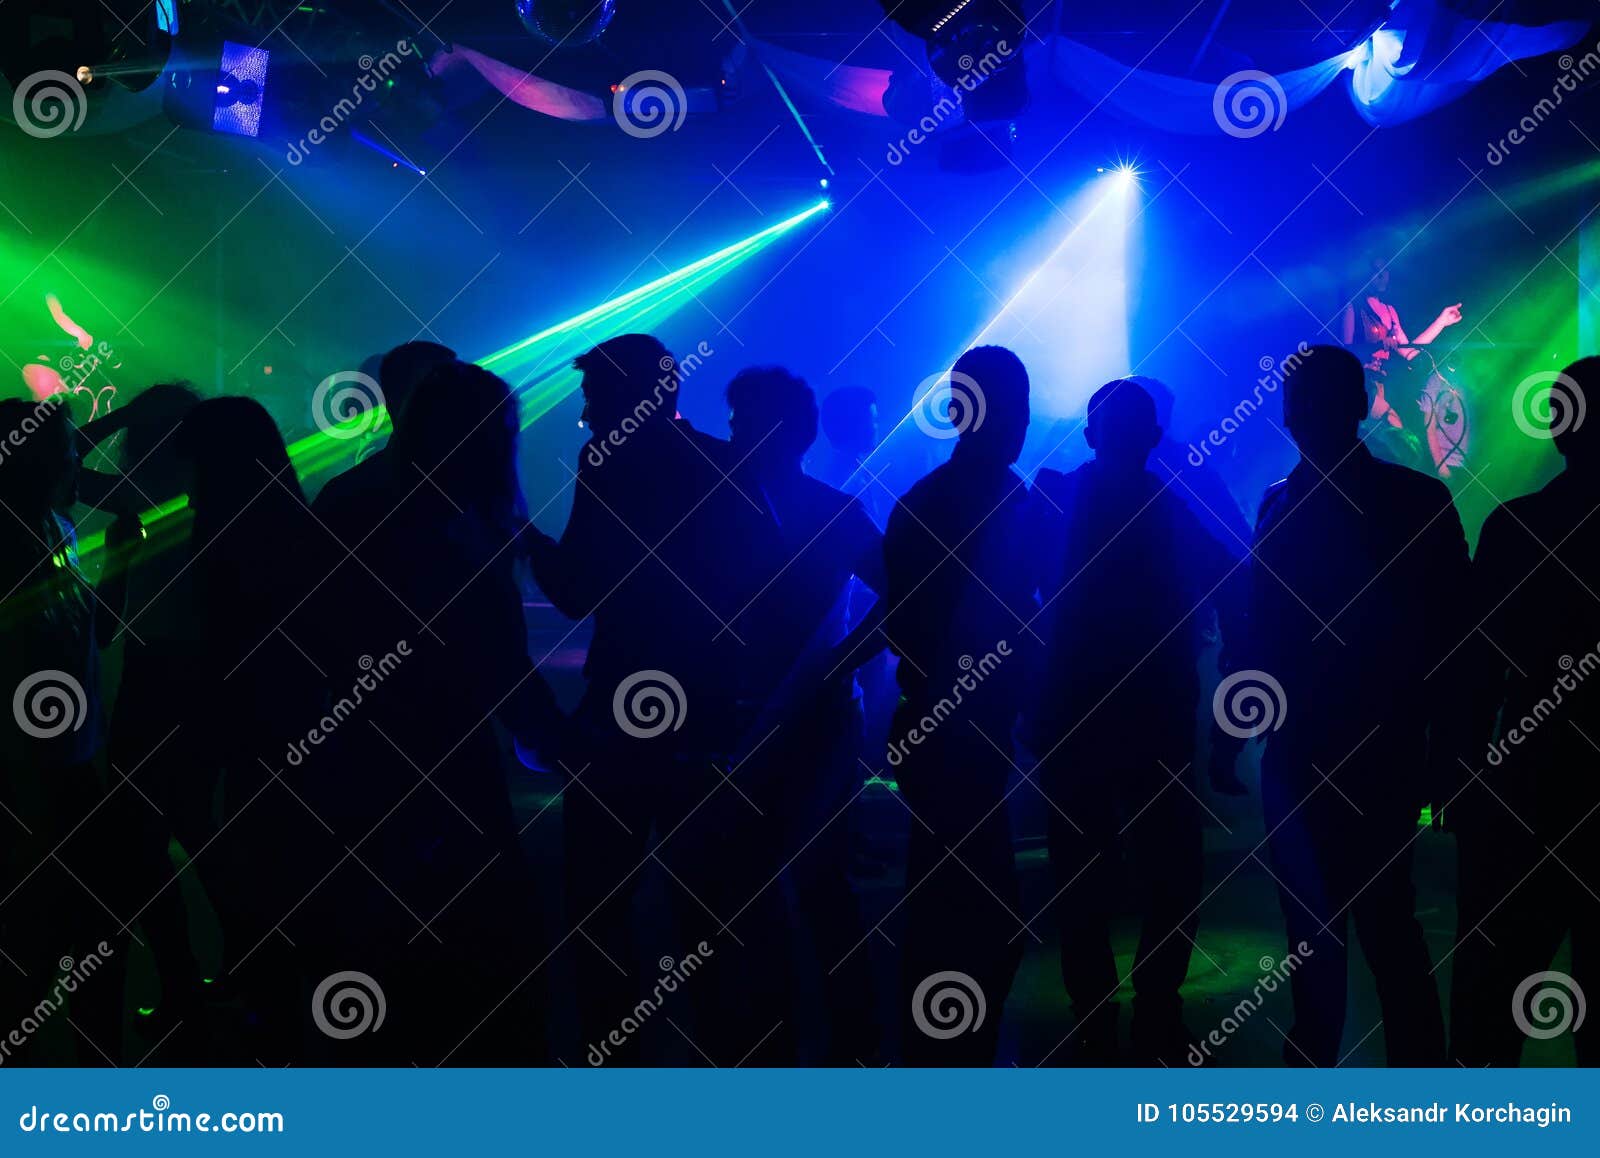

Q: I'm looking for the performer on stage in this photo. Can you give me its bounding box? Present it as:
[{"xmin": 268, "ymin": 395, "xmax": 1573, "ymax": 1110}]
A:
[{"xmin": 1339, "ymin": 258, "xmax": 1468, "ymax": 478}]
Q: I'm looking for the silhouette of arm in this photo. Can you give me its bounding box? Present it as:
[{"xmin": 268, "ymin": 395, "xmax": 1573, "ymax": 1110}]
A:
[
  {"xmin": 881, "ymin": 492, "xmax": 938, "ymax": 700},
  {"xmin": 524, "ymin": 457, "xmax": 616, "ymax": 621},
  {"xmin": 824, "ymin": 503, "xmax": 889, "ymax": 674},
  {"xmin": 452, "ymin": 541, "xmax": 566, "ymax": 762}
]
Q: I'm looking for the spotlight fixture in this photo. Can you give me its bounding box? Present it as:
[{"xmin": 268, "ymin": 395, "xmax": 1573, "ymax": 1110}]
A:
[
  {"xmin": 1, "ymin": 0, "xmax": 173, "ymax": 98},
  {"xmin": 879, "ymin": 0, "xmax": 1027, "ymax": 123},
  {"xmin": 212, "ymin": 41, "xmax": 269, "ymax": 138},
  {"xmin": 164, "ymin": 28, "xmax": 272, "ymax": 140}
]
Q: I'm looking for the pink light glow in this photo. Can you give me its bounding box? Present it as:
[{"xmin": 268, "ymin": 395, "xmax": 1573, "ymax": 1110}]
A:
[{"xmin": 46, "ymin": 293, "xmax": 94, "ymax": 350}]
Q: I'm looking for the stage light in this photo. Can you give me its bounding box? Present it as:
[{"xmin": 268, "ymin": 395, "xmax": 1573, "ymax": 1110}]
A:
[
  {"xmin": 1, "ymin": 0, "xmax": 173, "ymax": 100},
  {"xmin": 212, "ymin": 41, "xmax": 269, "ymax": 138},
  {"xmin": 819, "ymin": 177, "xmax": 830, "ymax": 190},
  {"xmin": 867, "ymin": 169, "xmax": 1139, "ymax": 470},
  {"xmin": 880, "ymin": 0, "xmax": 1027, "ymax": 123}
]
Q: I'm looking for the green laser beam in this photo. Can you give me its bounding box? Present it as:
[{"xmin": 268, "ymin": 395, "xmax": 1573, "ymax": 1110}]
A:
[{"xmin": 76, "ymin": 199, "xmax": 830, "ymax": 563}]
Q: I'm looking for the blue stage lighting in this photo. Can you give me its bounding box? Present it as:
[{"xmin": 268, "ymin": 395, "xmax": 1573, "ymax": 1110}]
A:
[{"xmin": 213, "ymin": 41, "xmax": 269, "ymax": 138}]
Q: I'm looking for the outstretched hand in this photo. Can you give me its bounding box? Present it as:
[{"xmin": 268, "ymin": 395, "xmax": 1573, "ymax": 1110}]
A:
[{"xmin": 1437, "ymin": 303, "xmax": 1464, "ymax": 326}]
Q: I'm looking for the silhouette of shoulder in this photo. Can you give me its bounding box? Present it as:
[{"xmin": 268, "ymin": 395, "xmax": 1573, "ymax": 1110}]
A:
[
  {"xmin": 892, "ymin": 460, "xmax": 950, "ymax": 519},
  {"xmin": 793, "ymin": 471, "xmax": 866, "ymax": 521},
  {"xmin": 1369, "ymin": 454, "xmax": 1454, "ymax": 512},
  {"xmin": 312, "ymin": 451, "xmax": 395, "ymax": 528}
]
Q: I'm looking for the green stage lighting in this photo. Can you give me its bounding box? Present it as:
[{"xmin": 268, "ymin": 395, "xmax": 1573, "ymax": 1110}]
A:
[
  {"xmin": 75, "ymin": 199, "xmax": 830, "ymax": 565},
  {"xmin": 480, "ymin": 198, "xmax": 830, "ymax": 424}
]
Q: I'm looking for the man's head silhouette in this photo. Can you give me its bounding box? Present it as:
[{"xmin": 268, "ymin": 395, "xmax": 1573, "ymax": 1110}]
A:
[
  {"xmin": 1282, "ymin": 345, "xmax": 1368, "ymax": 464},
  {"xmin": 1550, "ymin": 356, "xmax": 1599, "ymax": 469},
  {"xmin": 820, "ymin": 386, "xmax": 879, "ymax": 458},
  {"xmin": 1128, "ymin": 375, "xmax": 1175, "ymax": 433},
  {"xmin": 1085, "ymin": 378, "xmax": 1162, "ymax": 473},
  {"xmin": 574, "ymin": 334, "xmax": 678, "ymax": 436},
  {"xmin": 726, "ymin": 366, "xmax": 817, "ymax": 473},
  {"xmin": 379, "ymin": 341, "xmax": 456, "ymax": 431},
  {"xmin": 949, "ymin": 345, "xmax": 1029, "ymax": 466}
]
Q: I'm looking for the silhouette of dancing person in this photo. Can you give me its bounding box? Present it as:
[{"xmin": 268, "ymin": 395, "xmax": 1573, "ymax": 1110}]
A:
[
  {"xmin": 1029, "ymin": 378, "xmax": 1245, "ymax": 1064},
  {"xmin": 883, "ymin": 346, "xmax": 1041, "ymax": 1065},
  {"xmin": 726, "ymin": 366, "xmax": 887, "ymax": 1064},
  {"xmin": 1338, "ymin": 257, "xmax": 1468, "ymax": 478},
  {"xmin": 312, "ymin": 341, "xmax": 457, "ymax": 539},
  {"xmin": 1452, "ymin": 356, "xmax": 1600, "ymax": 1066},
  {"xmin": 1245, "ymin": 345, "xmax": 1465, "ymax": 1066},
  {"xmin": 524, "ymin": 334, "xmax": 794, "ymax": 1066},
  {"xmin": 167, "ymin": 397, "xmax": 335, "ymax": 1062},
  {"xmin": 0, "ymin": 396, "xmax": 141, "ymax": 1062},
  {"xmin": 301, "ymin": 361, "xmax": 564, "ymax": 1065},
  {"xmin": 78, "ymin": 383, "xmax": 215, "ymax": 1050}
]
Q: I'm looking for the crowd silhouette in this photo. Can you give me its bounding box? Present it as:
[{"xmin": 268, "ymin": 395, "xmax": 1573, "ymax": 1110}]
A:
[{"xmin": 2, "ymin": 337, "xmax": 1595, "ymax": 1067}]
